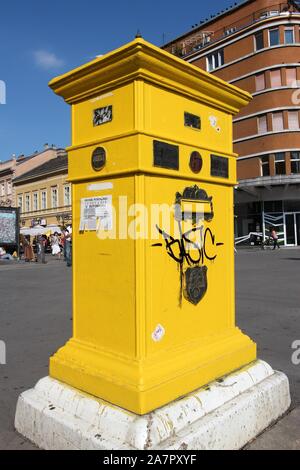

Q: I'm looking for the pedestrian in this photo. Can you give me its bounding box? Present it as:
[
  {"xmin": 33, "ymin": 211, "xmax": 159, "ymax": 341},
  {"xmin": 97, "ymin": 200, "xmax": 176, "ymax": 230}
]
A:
[
  {"xmin": 61, "ymin": 230, "xmax": 67, "ymax": 260},
  {"xmin": 23, "ymin": 236, "xmax": 34, "ymax": 262},
  {"xmin": 64, "ymin": 229, "xmax": 72, "ymax": 267},
  {"xmin": 271, "ymin": 227, "xmax": 280, "ymax": 250},
  {"xmin": 59, "ymin": 233, "xmax": 64, "ymax": 252},
  {"xmin": 51, "ymin": 232, "xmax": 61, "ymax": 259},
  {"xmin": 36, "ymin": 235, "xmax": 47, "ymax": 264}
]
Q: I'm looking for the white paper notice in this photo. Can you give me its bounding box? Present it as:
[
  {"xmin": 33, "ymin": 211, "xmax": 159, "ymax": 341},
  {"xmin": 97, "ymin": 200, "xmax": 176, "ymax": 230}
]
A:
[{"xmin": 80, "ymin": 196, "xmax": 113, "ymax": 231}]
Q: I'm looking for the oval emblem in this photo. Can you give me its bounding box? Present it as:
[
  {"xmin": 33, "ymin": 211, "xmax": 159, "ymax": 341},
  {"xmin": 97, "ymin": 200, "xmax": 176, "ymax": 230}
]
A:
[
  {"xmin": 189, "ymin": 151, "xmax": 202, "ymax": 174},
  {"xmin": 92, "ymin": 147, "xmax": 106, "ymax": 171}
]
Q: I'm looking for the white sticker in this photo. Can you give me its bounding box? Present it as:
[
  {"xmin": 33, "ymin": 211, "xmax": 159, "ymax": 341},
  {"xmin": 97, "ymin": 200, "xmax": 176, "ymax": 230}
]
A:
[
  {"xmin": 79, "ymin": 196, "xmax": 112, "ymax": 231},
  {"xmin": 152, "ymin": 324, "xmax": 165, "ymax": 342},
  {"xmin": 87, "ymin": 182, "xmax": 113, "ymax": 191},
  {"xmin": 209, "ymin": 115, "xmax": 221, "ymax": 133}
]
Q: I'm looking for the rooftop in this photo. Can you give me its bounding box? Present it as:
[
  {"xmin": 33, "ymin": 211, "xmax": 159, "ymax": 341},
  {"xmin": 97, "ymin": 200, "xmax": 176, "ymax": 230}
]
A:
[
  {"xmin": 164, "ymin": 1, "xmax": 300, "ymax": 59},
  {"xmin": 163, "ymin": 0, "xmax": 253, "ymax": 48},
  {"xmin": 13, "ymin": 154, "xmax": 68, "ymax": 184},
  {"xmin": 0, "ymin": 145, "xmax": 63, "ymax": 167}
]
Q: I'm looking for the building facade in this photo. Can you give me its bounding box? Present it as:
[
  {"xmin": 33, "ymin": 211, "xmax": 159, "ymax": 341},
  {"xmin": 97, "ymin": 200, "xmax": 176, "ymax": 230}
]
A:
[
  {"xmin": 0, "ymin": 146, "xmax": 61, "ymax": 208},
  {"xmin": 0, "ymin": 159, "xmax": 14, "ymax": 207},
  {"xmin": 13, "ymin": 154, "xmax": 71, "ymax": 229},
  {"xmin": 164, "ymin": 0, "xmax": 300, "ymax": 245}
]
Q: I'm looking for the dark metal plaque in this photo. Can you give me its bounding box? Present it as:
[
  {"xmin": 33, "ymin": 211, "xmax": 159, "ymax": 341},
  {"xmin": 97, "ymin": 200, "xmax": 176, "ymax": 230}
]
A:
[
  {"xmin": 210, "ymin": 155, "xmax": 229, "ymax": 178},
  {"xmin": 93, "ymin": 105, "xmax": 113, "ymax": 126},
  {"xmin": 153, "ymin": 140, "xmax": 179, "ymax": 170},
  {"xmin": 184, "ymin": 266, "xmax": 208, "ymax": 305},
  {"xmin": 184, "ymin": 112, "xmax": 201, "ymax": 130},
  {"xmin": 91, "ymin": 147, "xmax": 106, "ymax": 171},
  {"xmin": 189, "ymin": 151, "xmax": 203, "ymax": 174}
]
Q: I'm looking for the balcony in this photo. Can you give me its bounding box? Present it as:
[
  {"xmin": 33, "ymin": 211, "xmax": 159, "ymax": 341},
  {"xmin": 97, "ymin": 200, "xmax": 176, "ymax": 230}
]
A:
[
  {"xmin": 239, "ymin": 173, "xmax": 300, "ymax": 188},
  {"xmin": 170, "ymin": 3, "xmax": 298, "ymax": 59}
]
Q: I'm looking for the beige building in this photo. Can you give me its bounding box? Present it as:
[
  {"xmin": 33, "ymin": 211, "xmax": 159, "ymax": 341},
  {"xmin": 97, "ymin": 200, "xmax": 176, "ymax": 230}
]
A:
[
  {"xmin": 0, "ymin": 146, "xmax": 62, "ymax": 208},
  {"xmin": 13, "ymin": 153, "xmax": 71, "ymax": 228}
]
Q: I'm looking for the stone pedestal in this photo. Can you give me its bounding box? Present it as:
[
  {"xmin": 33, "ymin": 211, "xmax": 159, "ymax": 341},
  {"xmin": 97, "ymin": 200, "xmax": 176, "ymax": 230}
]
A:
[{"xmin": 15, "ymin": 360, "xmax": 290, "ymax": 450}]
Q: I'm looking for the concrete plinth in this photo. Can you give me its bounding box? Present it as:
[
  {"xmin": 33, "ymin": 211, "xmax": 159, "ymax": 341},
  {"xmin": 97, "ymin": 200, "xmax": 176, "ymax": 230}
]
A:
[{"xmin": 15, "ymin": 360, "xmax": 290, "ymax": 450}]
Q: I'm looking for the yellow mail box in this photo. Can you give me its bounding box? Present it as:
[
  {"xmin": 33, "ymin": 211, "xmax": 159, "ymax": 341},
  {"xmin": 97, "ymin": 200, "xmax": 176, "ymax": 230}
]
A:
[{"xmin": 49, "ymin": 38, "xmax": 256, "ymax": 414}]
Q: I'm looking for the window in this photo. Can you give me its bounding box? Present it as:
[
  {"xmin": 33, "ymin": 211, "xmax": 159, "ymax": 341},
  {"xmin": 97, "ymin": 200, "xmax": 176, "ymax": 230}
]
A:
[
  {"xmin": 258, "ymin": 115, "xmax": 268, "ymax": 133},
  {"xmin": 206, "ymin": 49, "xmax": 224, "ymax": 71},
  {"xmin": 286, "ymin": 68, "xmax": 297, "ymax": 87},
  {"xmin": 261, "ymin": 155, "xmax": 270, "ymax": 176},
  {"xmin": 64, "ymin": 185, "xmax": 71, "ymax": 206},
  {"xmin": 269, "ymin": 28, "xmax": 280, "ymax": 46},
  {"xmin": 272, "ymin": 112, "xmax": 284, "ymax": 131},
  {"xmin": 270, "ymin": 69, "xmax": 282, "ymax": 88},
  {"xmin": 255, "ymin": 73, "xmax": 265, "ymax": 91},
  {"xmin": 264, "ymin": 200, "xmax": 283, "ymax": 212},
  {"xmin": 291, "ymin": 151, "xmax": 300, "ymax": 174},
  {"xmin": 0, "ymin": 183, "xmax": 5, "ymax": 196},
  {"xmin": 33, "ymin": 192, "xmax": 38, "ymax": 211},
  {"xmin": 288, "ymin": 111, "xmax": 299, "ymax": 130},
  {"xmin": 275, "ymin": 153, "xmax": 286, "ymax": 175},
  {"xmin": 207, "ymin": 55, "xmax": 213, "ymax": 71},
  {"xmin": 284, "ymin": 200, "xmax": 300, "ymax": 212},
  {"xmin": 18, "ymin": 195, "xmax": 23, "ymax": 213},
  {"xmin": 25, "ymin": 194, "xmax": 30, "ymax": 212},
  {"xmin": 41, "ymin": 190, "xmax": 47, "ymax": 210},
  {"xmin": 51, "ymin": 187, "xmax": 58, "ymax": 208},
  {"xmin": 284, "ymin": 28, "xmax": 294, "ymax": 44},
  {"xmin": 255, "ymin": 31, "xmax": 264, "ymax": 50}
]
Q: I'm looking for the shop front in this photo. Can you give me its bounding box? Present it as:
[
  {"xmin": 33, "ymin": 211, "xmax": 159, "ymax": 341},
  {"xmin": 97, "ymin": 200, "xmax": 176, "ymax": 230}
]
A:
[{"xmin": 235, "ymin": 179, "xmax": 300, "ymax": 246}]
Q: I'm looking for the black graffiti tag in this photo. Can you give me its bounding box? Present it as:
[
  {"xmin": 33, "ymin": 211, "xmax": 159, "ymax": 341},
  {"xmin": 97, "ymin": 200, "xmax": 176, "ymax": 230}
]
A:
[{"xmin": 153, "ymin": 224, "xmax": 223, "ymax": 267}]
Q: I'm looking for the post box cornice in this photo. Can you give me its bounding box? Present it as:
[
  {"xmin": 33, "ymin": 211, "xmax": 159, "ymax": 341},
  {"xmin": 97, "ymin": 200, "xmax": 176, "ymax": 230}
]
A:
[{"xmin": 49, "ymin": 38, "xmax": 251, "ymax": 114}]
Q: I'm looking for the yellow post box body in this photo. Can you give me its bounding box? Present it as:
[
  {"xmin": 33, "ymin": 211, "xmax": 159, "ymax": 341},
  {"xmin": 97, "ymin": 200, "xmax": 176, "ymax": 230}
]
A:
[{"xmin": 49, "ymin": 39, "xmax": 256, "ymax": 415}]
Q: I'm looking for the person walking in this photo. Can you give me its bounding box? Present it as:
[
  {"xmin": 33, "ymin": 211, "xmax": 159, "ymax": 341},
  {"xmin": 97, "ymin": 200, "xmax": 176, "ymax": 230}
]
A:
[
  {"xmin": 271, "ymin": 227, "xmax": 280, "ymax": 250},
  {"xmin": 51, "ymin": 232, "xmax": 61, "ymax": 259},
  {"xmin": 36, "ymin": 235, "xmax": 47, "ymax": 264},
  {"xmin": 64, "ymin": 230, "xmax": 72, "ymax": 267},
  {"xmin": 23, "ymin": 236, "xmax": 34, "ymax": 262}
]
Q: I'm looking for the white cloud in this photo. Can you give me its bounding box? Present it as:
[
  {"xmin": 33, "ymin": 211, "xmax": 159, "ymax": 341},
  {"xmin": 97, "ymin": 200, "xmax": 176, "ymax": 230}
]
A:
[{"xmin": 33, "ymin": 50, "xmax": 64, "ymax": 70}]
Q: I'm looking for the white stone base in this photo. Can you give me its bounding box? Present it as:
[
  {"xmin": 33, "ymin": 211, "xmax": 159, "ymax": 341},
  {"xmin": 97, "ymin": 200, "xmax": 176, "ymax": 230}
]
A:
[{"xmin": 15, "ymin": 360, "xmax": 291, "ymax": 450}]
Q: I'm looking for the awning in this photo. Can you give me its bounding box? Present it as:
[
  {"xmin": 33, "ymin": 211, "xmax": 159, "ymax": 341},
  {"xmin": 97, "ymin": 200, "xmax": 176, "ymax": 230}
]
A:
[{"xmin": 20, "ymin": 224, "xmax": 62, "ymax": 236}]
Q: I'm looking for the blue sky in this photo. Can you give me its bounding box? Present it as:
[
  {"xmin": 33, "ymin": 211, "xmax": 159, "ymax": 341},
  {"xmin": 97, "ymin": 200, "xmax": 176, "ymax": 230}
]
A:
[{"xmin": 0, "ymin": 0, "xmax": 234, "ymax": 161}]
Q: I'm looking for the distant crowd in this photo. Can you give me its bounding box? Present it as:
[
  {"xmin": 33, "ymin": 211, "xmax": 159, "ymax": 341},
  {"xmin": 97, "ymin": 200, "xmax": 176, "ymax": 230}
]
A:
[{"xmin": 0, "ymin": 228, "xmax": 72, "ymax": 267}]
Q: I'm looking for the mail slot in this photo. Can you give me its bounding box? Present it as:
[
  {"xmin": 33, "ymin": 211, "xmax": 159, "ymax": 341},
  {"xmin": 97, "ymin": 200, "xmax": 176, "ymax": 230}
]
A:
[{"xmin": 49, "ymin": 38, "xmax": 256, "ymax": 415}]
